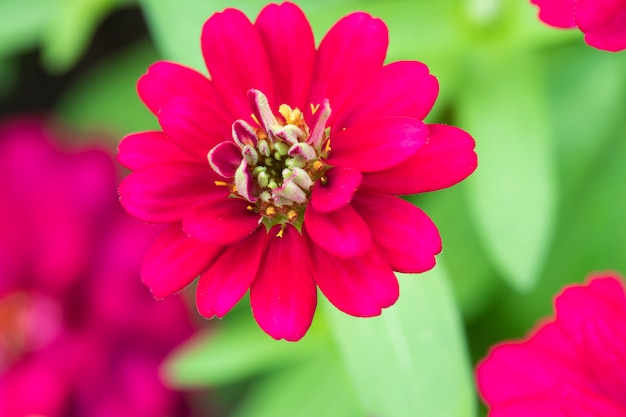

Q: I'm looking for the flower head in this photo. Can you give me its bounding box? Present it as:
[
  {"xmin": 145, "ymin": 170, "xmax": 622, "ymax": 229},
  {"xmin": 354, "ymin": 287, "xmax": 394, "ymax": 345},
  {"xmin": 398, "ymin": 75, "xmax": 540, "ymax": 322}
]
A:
[
  {"xmin": 477, "ymin": 273, "xmax": 626, "ymax": 417},
  {"xmin": 531, "ymin": 0, "xmax": 626, "ymax": 51},
  {"xmin": 119, "ymin": 2, "xmax": 477, "ymax": 341},
  {"xmin": 0, "ymin": 117, "xmax": 195, "ymax": 417}
]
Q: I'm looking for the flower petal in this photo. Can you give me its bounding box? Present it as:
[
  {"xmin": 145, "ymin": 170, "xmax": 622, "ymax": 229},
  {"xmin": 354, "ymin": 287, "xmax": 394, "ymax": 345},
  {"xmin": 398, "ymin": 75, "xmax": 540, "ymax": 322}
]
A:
[
  {"xmin": 576, "ymin": 0, "xmax": 626, "ymax": 52},
  {"xmin": 255, "ymin": 2, "xmax": 315, "ymax": 109},
  {"xmin": 304, "ymin": 203, "xmax": 371, "ymax": 258},
  {"xmin": 361, "ymin": 124, "xmax": 477, "ymax": 195},
  {"xmin": 530, "ymin": 0, "xmax": 577, "ymax": 28},
  {"xmin": 335, "ymin": 61, "xmax": 439, "ymax": 129},
  {"xmin": 141, "ymin": 224, "xmax": 222, "ymax": 298},
  {"xmin": 310, "ymin": 241, "xmax": 399, "ymax": 317},
  {"xmin": 201, "ymin": 8, "xmax": 274, "ymax": 119},
  {"xmin": 137, "ymin": 61, "xmax": 219, "ymax": 115},
  {"xmin": 555, "ymin": 277, "xmax": 626, "ymax": 344},
  {"xmin": 352, "ymin": 192, "xmax": 441, "ymax": 273},
  {"xmin": 308, "ymin": 12, "xmax": 388, "ymax": 126},
  {"xmin": 183, "ymin": 198, "xmax": 261, "ymax": 245},
  {"xmin": 324, "ymin": 117, "xmax": 427, "ymax": 172},
  {"xmin": 159, "ymin": 97, "xmax": 232, "ymax": 160},
  {"xmin": 196, "ymin": 227, "xmax": 266, "ymax": 318},
  {"xmin": 310, "ymin": 166, "xmax": 362, "ymax": 213},
  {"xmin": 119, "ymin": 162, "xmax": 228, "ymax": 223},
  {"xmin": 207, "ymin": 141, "xmax": 242, "ymax": 178},
  {"xmin": 117, "ymin": 131, "xmax": 195, "ymax": 170},
  {"xmin": 250, "ymin": 224, "xmax": 317, "ymax": 341},
  {"xmin": 476, "ymin": 322, "xmax": 582, "ymax": 405}
]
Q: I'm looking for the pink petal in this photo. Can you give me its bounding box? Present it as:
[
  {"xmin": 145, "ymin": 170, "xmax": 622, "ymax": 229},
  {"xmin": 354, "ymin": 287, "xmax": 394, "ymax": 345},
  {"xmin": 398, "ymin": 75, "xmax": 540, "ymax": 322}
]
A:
[
  {"xmin": 196, "ymin": 227, "xmax": 266, "ymax": 317},
  {"xmin": 141, "ymin": 224, "xmax": 222, "ymax": 298},
  {"xmin": 119, "ymin": 162, "xmax": 228, "ymax": 223},
  {"xmin": 361, "ymin": 123, "xmax": 477, "ymax": 195},
  {"xmin": 556, "ymin": 382, "xmax": 626, "ymax": 417},
  {"xmin": 530, "ymin": 0, "xmax": 577, "ymax": 28},
  {"xmin": 250, "ymin": 224, "xmax": 317, "ymax": 341},
  {"xmin": 310, "ymin": 166, "xmax": 362, "ymax": 213},
  {"xmin": 310, "ymin": 241, "xmax": 399, "ymax": 317},
  {"xmin": 486, "ymin": 396, "xmax": 565, "ymax": 417},
  {"xmin": 183, "ymin": 198, "xmax": 261, "ymax": 245},
  {"xmin": 477, "ymin": 323, "xmax": 583, "ymax": 405},
  {"xmin": 208, "ymin": 141, "xmax": 242, "ymax": 178},
  {"xmin": 308, "ymin": 12, "xmax": 388, "ymax": 125},
  {"xmin": 555, "ymin": 278, "xmax": 626, "ymax": 344},
  {"xmin": 159, "ymin": 97, "xmax": 233, "ymax": 160},
  {"xmin": 576, "ymin": 0, "xmax": 626, "ymax": 52},
  {"xmin": 335, "ymin": 61, "xmax": 439, "ymax": 130},
  {"xmin": 201, "ymin": 8, "xmax": 274, "ymax": 119},
  {"xmin": 137, "ymin": 61, "xmax": 219, "ymax": 115},
  {"xmin": 324, "ymin": 117, "xmax": 427, "ymax": 172},
  {"xmin": 303, "ymin": 204, "xmax": 371, "ymax": 258},
  {"xmin": 117, "ymin": 131, "xmax": 195, "ymax": 170},
  {"xmin": 581, "ymin": 318, "xmax": 626, "ymax": 401},
  {"xmin": 352, "ymin": 192, "xmax": 441, "ymax": 273},
  {"xmin": 255, "ymin": 2, "xmax": 315, "ymax": 109}
]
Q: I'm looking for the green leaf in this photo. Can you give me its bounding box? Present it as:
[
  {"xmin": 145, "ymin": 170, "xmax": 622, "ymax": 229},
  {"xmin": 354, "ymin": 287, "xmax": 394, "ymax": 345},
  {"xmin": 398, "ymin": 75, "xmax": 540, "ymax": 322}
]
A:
[
  {"xmin": 324, "ymin": 268, "xmax": 476, "ymax": 417},
  {"xmin": 458, "ymin": 52, "xmax": 556, "ymax": 292},
  {"xmin": 545, "ymin": 44, "xmax": 626, "ymax": 196},
  {"xmin": 41, "ymin": 0, "xmax": 126, "ymax": 73},
  {"xmin": 162, "ymin": 311, "xmax": 325, "ymax": 388},
  {"xmin": 0, "ymin": 0, "xmax": 57, "ymax": 58},
  {"xmin": 409, "ymin": 186, "xmax": 501, "ymax": 320},
  {"xmin": 56, "ymin": 39, "xmax": 159, "ymax": 137},
  {"xmin": 232, "ymin": 350, "xmax": 362, "ymax": 417}
]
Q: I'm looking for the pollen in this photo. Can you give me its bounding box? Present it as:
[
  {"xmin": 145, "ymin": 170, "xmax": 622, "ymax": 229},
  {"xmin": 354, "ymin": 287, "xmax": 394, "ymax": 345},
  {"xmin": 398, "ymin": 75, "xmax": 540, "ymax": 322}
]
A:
[
  {"xmin": 287, "ymin": 209, "xmax": 298, "ymax": 221},
  {"xmin": 265, "ymin": 206, "xmax": 276, "ymax": 216},
  {"xmin": 313, "ymin": 160, "xmax": 324, "ymax": 171}
]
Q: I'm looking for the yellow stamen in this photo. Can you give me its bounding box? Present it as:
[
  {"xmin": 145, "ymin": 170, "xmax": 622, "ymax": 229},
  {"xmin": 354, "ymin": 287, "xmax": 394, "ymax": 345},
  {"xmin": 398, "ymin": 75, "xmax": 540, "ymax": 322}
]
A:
[
  {"xmin": 276, "ymin": 226, "xmax": 285, "ymax": 238},
  {"xmin": 251, "ymin": 114, "xmax": 260, "ymax": 126},
  {"xmin": 320, "ymin": 176, "xmax": 328, "ymax": 185},
  {"xmin": 324, "ymin": 139, "xmax": 332, "ymax": 152},
  {"xmin": 310, "ymin": 103, "xmax": 320, "ymax": 115},
  {"xmin": 287, "ymin": 210, "xmax": 298, "ymax": 221},
  {"xmin": 265, "ymin": 206, "xmax": 276, "ymax": 216},
  {"xmin": 278, "ymin": 104, "xmax": 293, "ymax": 121},
  {"xmin": 246, "ymin": 205, "xmax": 254, "ymax": 211},
  {"xmin": 214, "ymin": 181, "xmax": 228, "ymax": 187},
  {"xmin": 313, "ymin": 160, "xmax": 324, "ymax": 171}
]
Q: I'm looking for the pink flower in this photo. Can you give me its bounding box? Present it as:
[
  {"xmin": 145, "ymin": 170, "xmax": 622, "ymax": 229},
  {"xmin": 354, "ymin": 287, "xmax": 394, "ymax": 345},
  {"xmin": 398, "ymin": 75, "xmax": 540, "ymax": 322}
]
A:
[
  {"xmin": 0, "ymin": 117, "xmax": 196, "ymax": 417},
  {"xmin": 118, "ymin": 2, "xmax": 477, "ymax": 341},
  {"xmin": 531, "ymin": 0, "xmax": 626, "ymax": 51},
  {"xmin": 476, "ymin": 273, "xmax": 626, "ymax": 417}
]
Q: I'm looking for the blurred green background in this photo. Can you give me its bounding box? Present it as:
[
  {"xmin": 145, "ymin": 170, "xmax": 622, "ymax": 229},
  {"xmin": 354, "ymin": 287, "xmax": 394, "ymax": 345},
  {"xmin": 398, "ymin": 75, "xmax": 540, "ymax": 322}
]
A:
[{"xmin": 2, "ymin": 0, "xmax": 625, "ymax": 416}]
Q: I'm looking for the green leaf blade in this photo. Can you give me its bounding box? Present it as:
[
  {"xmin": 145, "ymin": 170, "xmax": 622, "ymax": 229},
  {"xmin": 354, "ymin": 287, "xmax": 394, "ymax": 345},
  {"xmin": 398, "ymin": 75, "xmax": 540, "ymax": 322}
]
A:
[{"xmin": 325, "ymin": 268, "xmax": 476, "ymax": 417}]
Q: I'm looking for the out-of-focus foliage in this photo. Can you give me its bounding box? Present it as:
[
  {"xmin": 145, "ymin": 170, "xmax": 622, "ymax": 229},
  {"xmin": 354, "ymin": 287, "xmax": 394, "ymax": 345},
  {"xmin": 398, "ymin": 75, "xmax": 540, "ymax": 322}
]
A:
[
  {"xmin": 0, "ymin": 0, "xmax": 131, "ymax": 73},
  {"xmin": 57, "ymin": 40, "xmax": 159, "ymax": 135}
]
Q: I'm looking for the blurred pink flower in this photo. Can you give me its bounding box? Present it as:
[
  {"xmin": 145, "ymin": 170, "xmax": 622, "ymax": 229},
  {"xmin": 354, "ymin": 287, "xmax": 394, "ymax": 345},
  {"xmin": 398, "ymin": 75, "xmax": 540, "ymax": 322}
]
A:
[
  {"xmin": 531, "ymin": 0, "xmax": 626, "ymax": 51},
  {"xmin": 0, "ymin": 117, "xmax": 196, "ymax": 417},
  {"xmin": 118, "ymin": 2, "xmax": 477, "ymax": 341},
  {"xmin": 477, "ymin": 273, "xmax": 626, "ymax": 417}
]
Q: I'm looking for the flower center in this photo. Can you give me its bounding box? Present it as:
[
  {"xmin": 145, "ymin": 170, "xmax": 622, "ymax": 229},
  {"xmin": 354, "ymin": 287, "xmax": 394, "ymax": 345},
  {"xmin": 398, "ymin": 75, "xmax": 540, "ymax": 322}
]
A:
[
  {"xmin": 0, "ymin": 291, "xmax": 63, "ymax": 371},
  {"xmin": 209, "ymin": 89, "xmax": 332, "ymax": 229}
]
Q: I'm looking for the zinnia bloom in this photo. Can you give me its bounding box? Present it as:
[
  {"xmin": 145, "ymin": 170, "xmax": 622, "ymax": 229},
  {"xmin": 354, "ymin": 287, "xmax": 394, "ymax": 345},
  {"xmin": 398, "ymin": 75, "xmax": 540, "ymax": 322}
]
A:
[
  {"xmin": 118, "ymin": 2, "xmax": 477, "ymax": 341},
  {"xmin": 0, "ymin": 117, "xmax": 196, "ymax": 417},
  {"xmin": 530, "ymin": 0, "xmax": 626, "ymax": 51},
  {"xmin": 477, "ymin": 273, "xmax": 626, "ymax": 416}
]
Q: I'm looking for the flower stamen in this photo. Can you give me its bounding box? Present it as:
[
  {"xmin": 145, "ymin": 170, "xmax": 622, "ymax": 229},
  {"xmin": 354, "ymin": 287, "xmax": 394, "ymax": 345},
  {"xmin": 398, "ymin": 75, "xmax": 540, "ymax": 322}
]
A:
[{"xmin": 208, "ymin": 89, "xmax": 332, "ymax": 230}]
